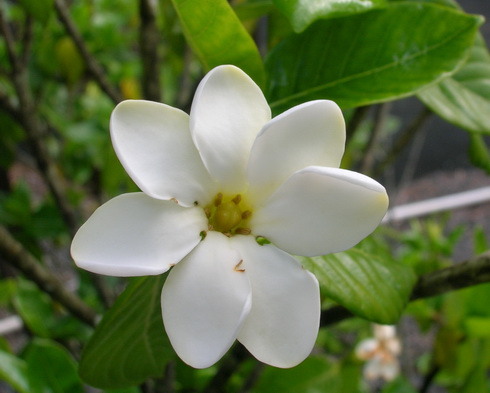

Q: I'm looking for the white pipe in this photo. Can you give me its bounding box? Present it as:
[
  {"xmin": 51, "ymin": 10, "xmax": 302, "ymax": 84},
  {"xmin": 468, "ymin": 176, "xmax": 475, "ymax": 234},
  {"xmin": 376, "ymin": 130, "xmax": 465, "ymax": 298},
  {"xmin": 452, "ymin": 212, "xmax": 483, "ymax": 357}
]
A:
[
  {"xmin": 0, "ymin": 315, "xmax": 23, "ymax": 335},
  {"xmin": 384, "ymin": 186, "xmax": 490, "ymax": 223}
]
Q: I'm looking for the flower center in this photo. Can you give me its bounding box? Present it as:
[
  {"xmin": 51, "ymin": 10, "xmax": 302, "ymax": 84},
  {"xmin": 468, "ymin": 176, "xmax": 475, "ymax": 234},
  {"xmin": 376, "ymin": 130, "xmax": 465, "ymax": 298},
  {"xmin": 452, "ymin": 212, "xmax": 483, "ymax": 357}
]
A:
[{"xmin": 205, "ymin": 193, "xmax": 252, "ymax": 236}]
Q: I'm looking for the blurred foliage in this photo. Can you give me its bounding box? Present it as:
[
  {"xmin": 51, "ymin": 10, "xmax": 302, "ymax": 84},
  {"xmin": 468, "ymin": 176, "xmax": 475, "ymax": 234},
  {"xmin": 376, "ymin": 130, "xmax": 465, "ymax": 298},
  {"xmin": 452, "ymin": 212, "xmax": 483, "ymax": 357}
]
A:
[{"xmin": 0, "ymin": 0, "xmax": 489, "ymax": 392}]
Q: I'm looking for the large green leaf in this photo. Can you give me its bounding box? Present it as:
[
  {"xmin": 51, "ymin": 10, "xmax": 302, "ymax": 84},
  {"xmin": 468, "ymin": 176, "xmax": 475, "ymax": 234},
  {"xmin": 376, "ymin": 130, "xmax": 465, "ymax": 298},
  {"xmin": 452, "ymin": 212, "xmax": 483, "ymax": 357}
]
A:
[
  {"xmin": 266, "ymin": 2, "xmax": 482, "ymax": 112},
  {"xmin": 0, "ymin": 350, "xmax": 30, "ymax": 393},
  {"xmin": 171, "ymin": 0, "xmax": 265, "ymax": 86},
  {"xmin": 301, "ymin": 249, "xmax": 417, "ymax": 324},
  {"xmin": 79, "ymin": 275, "xmax": 173, "ymax": 389},
  {"xmin": 418, "ymin": 35, "xmax": 490, "ymax": 134},
  {"xmin": 274, "ymin": 0, "xmax": 386, "ymax": 32},
  {"xmin": 24, "ymin": 339, "xmax": 84, "ymax": 393}
]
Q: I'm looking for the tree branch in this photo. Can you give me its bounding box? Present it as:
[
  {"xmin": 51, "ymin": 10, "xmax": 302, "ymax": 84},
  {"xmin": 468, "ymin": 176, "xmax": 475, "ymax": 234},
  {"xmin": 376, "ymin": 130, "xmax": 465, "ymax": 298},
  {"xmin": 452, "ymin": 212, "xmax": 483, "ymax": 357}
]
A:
[
  {"xmin": 0, "ymin": 225, "xmax": 97, "ymax": 327},
  {"xmin": 0, "ymin": 7, "xmax": 80, "ymax": 236},
  {"xmin": 139, "ymin": 0, "xmax": 161, "ymax": 101},
  {"xmin": 54, "ymin": 0, "xmax": 122, "ymax": 104}
]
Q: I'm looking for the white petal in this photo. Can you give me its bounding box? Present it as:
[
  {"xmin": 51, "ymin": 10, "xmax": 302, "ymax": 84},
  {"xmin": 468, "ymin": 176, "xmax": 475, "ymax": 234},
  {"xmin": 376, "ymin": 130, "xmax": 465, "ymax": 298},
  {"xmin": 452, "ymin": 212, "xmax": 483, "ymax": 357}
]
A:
[
  {"xmin": 161, "ymin": 232, "xmax": 251, "ymax": 369},
  {"xmin": 71, "ymin": 193, "xmax": 207, "ymax": 276},
  {"xmin": 355, "ymin": 338, "xmax": 378, "ymax": 360},
  {"xmin": 248, "ymin": 100, "xmax": 345, "ymax": 202},
  {"xmin": 231, "ymin": 235, "xmax": 320, "ymax": 368},
  {"xmin": 190, "ymin": 65, "xmax": 271, "ymax": 193},
  {"xmin": 252, "ymin": 166, "xmax": 389, "ymax": 256},
  {"xmin": 111, "ymin": 100, "xmax": 217, "ymax": 206}
]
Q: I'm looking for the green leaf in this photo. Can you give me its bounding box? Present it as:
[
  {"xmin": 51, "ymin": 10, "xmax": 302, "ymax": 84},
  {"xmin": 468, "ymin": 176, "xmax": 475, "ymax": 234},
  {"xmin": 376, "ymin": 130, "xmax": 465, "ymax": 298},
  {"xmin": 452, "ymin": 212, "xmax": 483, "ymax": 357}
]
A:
[
  {"xmin": 79, "ymin": 275, "xmax": 173, "ymax": 389},
  {"xmin": 301, "ymin": 249, "xmax": 417, "ymax": 324},
  {"xmin": 0, "ymin": 350, "xmax": 30, "ymax": 393},
  {"xmin": 266, "ymin": 2, "xmax": 482, "ymax": 112},
  {"xmin": 418, "ymin": 35, "xmax": 490, "ymax": 134},
  {"xmin": 171, "ymin": 0, "xmax": 265, "ymax": 86},
  {"xmin": 274, "ymin": 0, "xmax": 386, "ymax": 32},
  {"xmin": 13, "ymin": 280, "xmax": 56, "ymax": 338},
  {"xmin": 464, "ymin": 317, "xmax": 490, "ymax": 338},
  {"xmin": 24, "ymin": 339, "xmax": 84, "ymax": 393},
  {"xmin": 19, "ymin": 0, "xmax": 53, "ymax": 24},
  {"xmin": 468, "ymin": 134, "xmax": 490, "ymax": 174}
]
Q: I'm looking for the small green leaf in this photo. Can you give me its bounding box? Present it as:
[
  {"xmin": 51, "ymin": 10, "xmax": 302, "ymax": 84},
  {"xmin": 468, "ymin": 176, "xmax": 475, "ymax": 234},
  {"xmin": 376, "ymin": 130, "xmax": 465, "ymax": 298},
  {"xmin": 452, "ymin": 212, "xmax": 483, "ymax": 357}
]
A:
[
  {"xmin": 24, "ymin": 339, "xmax": 84, "ymax": 393},
  {"xmin": 468, "ymin": 133, "xmax": 490, "ymax": 174},
  {"xmin": 171, "ymin": 0, "xmax": 265, "ymax": 86},
  {"xmin": 274, "ymin": 0, "xmax": 386, "ymax": 32},
  {"xmin": 0, "ymin": 350, "xmax": 30, "ymax": 393},
  {"xmin": 79, "ymin": 275, "xmax": 173, "ymax": 389},
  {"xmin": 418, "ymin": 35, "xmax": 490, "ymax": 135},
  {"xmin": 301, "ymin": 249, "xmax": 416, "ymax": 324},
  {"xmin": 13, "ymin": 280, "xmax": 55, "ymax": 338},
  {"xmin": 266, "ymin": 2, "xmax": 482, "ymax": 112}
]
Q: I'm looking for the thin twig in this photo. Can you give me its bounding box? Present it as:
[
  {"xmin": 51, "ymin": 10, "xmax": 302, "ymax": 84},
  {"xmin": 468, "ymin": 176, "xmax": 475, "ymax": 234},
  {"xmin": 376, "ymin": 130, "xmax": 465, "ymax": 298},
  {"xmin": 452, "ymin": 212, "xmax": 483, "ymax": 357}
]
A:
[
  {"xmin": 139, "ymin": 0, "xmax": 161, "ymax": 101},
  {"xmin": 54, "ymin": 0, "xmax": 122, "ymax": 104},
  {"xmin": 20, "ymin": 15, "xmax": 33, "ymax": 67},
  {"xmin": 0, "ymin": 225, "xmax": 97, "ymax": 327},
  {"xmin": 360, "ymin": 103, "xmax": 391, "ymax": 175},
  {"xmin": 175, "ymin": 45, "xmax": 194, "ymax": 110},
  {"xmin": 0, "ymin": 7, "xmax": 80, "ymax": 236},
  {"xmin": 374, "ymin": 106, "xmax": 432, "ymax": 177},
  {"xmin": 346, "ymin": 105, "xmax": 370, "ymax": 145}
]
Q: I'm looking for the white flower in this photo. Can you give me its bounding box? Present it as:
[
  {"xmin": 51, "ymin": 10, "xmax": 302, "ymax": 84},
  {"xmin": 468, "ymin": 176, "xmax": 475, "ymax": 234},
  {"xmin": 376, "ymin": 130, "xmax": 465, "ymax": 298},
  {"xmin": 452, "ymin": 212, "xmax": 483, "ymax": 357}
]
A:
[
  {"xmin": 71, "ymin": 65, "xmax": 389, "ymax": 369},
  {"xmin": 356, "ymin": 325, "xmax": 401, "ymax": 381}
]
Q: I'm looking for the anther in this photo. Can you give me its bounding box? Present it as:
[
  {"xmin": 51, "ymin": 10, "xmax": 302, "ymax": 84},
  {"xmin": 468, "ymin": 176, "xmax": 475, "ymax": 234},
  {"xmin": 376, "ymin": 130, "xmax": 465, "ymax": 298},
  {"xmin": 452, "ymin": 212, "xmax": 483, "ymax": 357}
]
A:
[
  {"xmin": 232, "ymin": 194, "xmax": 242, "ymax": 204},
  {"xmin": 235, "ymin": 227, "xmax": 251, "ymax": 235},
  {"xmin": 234, "ymin": 260, "xmax": 245, "ymax": 272},
  {"xmin": 204, "ymin": 207, "xmax": 211, "ymax": 218},
  {"xmin": 241, "ymin": 210, "xmax": 252, "ymax": 220},
  {"xmin": 214, "ymin": 193, "xmax": 223, "ymax": 206}
]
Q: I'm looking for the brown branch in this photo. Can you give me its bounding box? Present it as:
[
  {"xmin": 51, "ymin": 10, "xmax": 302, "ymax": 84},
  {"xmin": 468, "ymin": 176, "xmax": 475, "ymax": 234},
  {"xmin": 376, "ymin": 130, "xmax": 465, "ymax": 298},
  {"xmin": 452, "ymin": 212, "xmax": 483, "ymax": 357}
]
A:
[
  {"xmin": 54, "ymin": 0, "xmax": 122, "ymax": 104},
  {"xmin": 0, "ymin": 7, "xmax": 80, "ymax": 236},
  {"xmin": 0, "ymin": 225, "xmax": 97, "ymax": 327},
  {"xmin": 139, "ymin": 0, "xmax": 161, "ymax": 101}
]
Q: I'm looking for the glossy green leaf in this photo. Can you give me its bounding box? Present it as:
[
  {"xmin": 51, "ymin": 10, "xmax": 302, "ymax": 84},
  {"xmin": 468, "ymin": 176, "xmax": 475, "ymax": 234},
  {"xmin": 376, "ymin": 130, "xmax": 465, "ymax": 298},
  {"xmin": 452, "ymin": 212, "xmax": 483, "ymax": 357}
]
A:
[
  {"xmin": 266, "ymin": 2, "xmax": 482, "ymax": 112},
  {"xmin": 418, "ymin": 35, "xmax": 490, "ymax": 134},
  {"xmin": 274, "ymin": 0, "xmax": 386, "ymax": 32},
  {"xmin": 171, "ymin": 0, "xmax": 265, "ymax": 86},
  {"xmin": 301, "ymin": 249, "xmax": 417, "ymax": 324},
  {"xmin": 12, "ymin": 280, "xmax": 55, "ymax": 338},
  {"xmin": 0, "ymin": 350, "xmax": 30, "ymax": 393},
  {"xmin": 24, "ymin": 339, "xmax": 83, "ymax": 393},
  {"xmin": 79, "ymin": 275, "xmax": 173, "ymax": 389},
  {"xmin": 468, "ymin": 134, "xmax": 490, "ymax": 175}
]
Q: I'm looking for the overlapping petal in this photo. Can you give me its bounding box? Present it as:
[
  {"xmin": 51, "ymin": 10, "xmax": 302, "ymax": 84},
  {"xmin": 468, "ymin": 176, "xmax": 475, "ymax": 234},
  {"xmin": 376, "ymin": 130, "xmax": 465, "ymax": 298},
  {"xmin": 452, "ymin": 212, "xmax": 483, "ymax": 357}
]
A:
[
  {"xmin": 161, "ymin": 232, "xmax": 252, "ymax": 369},
  {"xmin": 247, "ymin": 100, "xmax": 345, "ymax": 203},
  {"xmin": 252, "ymin": 166, "xmax": 389, "ymax": 256},
  {"xmin": 71, "ymin": 193, "xmax": 207, "ymax": 276},
  {"xmin": 190, "ymin": 65, "xmax": 271, "ymax": 193},
  {"xmin": 231, "ymin": 235, "xmax": 320, "ymax": 368},
  {"xmin": 111, "ymin": 100, "xmax": 217, "ymax": 206}
]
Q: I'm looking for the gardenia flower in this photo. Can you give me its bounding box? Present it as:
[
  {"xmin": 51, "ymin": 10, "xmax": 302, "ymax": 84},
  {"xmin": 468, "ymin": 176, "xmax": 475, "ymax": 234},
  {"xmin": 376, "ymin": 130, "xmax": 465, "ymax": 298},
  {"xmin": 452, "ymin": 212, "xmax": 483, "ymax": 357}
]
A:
[
  {"xmin": 355, "ymin": 325, "xmax": 401, "ymax": 381},
  {"xmin": 71, "ymin": 65, "xmax": 389, "ymax": 369}
]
